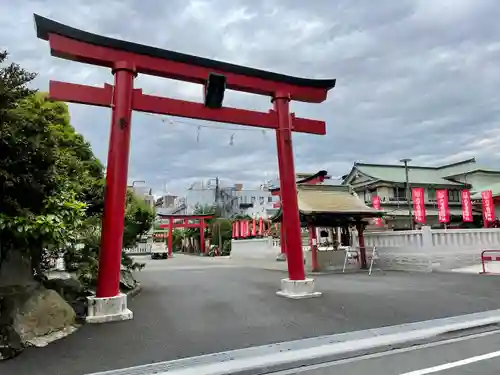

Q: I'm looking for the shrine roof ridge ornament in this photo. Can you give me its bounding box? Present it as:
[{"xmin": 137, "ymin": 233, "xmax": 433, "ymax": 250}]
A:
[
  {"xmin": 269, "ymin": 170, "xmax": 328, "ymax": 193},
  {"xmin": 33, "ymin": 14, "xmax": 336, "ymax": 102}
]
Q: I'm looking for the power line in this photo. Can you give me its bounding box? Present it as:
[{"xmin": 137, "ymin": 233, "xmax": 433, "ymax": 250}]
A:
[{"xmin": 145, "ymin": 113, "xmax": 272, "ymax": 133}]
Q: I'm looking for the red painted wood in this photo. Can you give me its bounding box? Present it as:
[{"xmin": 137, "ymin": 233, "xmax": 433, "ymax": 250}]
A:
[
  {"xmin": 48, "ymin": 81, "xmax": 326, "ymax": 135},
  {"xmin": 168, "ymin": 220, "xmax": 173, "ymax": 257},
  {"xmin": 274, "ymin": 92, "xmax": 305, "ymax": 280},
  {"xmin": 200, "ymin": 219, "xmax": 206, "ymax": 253},
  {"xmin": 309, "ymin": 224, "xmax": 319, "ymax": 272},
  {"xmin": 96, "ymin": 62, "xmax": 136, "ymax": 298},
  {"xmin": 159, "ymin": 223, "xmax": 208, "ymax": 229},
  {"xmin": 39, "ymin": 20, "xmax": 333, "ymax": 290},
  {"xmin": 48, "ymin": 34, "xmax": 330, "ymax": 103},
  {"xmin": 357, "ymin": 223, "xmax": 367, "ymax": 269}
]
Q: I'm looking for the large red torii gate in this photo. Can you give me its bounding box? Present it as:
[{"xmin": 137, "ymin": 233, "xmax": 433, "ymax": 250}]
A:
[{"xmin": 34, "ymin": 14, "xmax": 335, "ymax": 322}]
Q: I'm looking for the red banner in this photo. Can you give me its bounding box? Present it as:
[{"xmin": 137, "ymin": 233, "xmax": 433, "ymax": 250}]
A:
[
  {"xmin": 371, "ymin": 195, "xmax": 383, "ymax": 226},
  {"xmin": 412, "ymin": 187, "xmax": 426, "ymax": 224},
  {"xmin": 461, "ymin": 190, "xmax": 473, "ymax": 222},
  {"xmin": 436, "ymin": 189, "xmax": 449, "ymax": 223},
  {"xmin": 481, "ymin": 190, "xmax": 495, "ymax": 225}
]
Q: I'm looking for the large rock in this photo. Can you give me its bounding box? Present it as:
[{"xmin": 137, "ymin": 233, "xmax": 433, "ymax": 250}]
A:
[
  {"xmin": 11, "ymin": 287, "xmax": 76, "ymax": 345},
  {"xmin": 42, "ymin": 277, "xmax": 91, "ymax": 322}
]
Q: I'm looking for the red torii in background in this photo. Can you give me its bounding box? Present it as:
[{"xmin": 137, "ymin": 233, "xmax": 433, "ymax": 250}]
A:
[
  {"xmin": 34, "ymin": 14, "xmax": 335, "ymax": 322},
  {"xmin": 157, "ymin": 214, "xmax": 213, "ymax": 256}
]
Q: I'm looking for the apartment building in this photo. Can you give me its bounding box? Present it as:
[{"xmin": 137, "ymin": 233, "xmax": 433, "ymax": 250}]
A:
[{"xmin": 181, "ymin": 179, "xmax": 278, "ymax": 218}]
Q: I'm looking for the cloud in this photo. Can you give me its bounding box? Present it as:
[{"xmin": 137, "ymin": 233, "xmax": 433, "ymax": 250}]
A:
[{"xmin": 1, "ymin": 0, "xmax": 500, "ymax": 195}]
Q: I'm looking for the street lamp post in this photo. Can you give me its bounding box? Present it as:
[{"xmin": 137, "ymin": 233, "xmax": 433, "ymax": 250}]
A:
[{"xmin": 400, "ymin": 158, "xmax": 413, "ymax": 229}]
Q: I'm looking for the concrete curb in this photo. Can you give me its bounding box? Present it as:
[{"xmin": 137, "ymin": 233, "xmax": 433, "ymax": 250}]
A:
[{"xmin": 87, "ymin": 309, "xmax": 500, "ymax": 375}]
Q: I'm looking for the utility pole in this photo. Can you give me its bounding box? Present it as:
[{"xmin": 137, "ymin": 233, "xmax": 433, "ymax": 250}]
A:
[
  {"xmin": 400, "ymin": 158, "xmax": 413, "ymax": 229},
  {"xmin": 218, "ymin": 219, "xmax": 222, "ymax": 248},
  {"xmin": 215, "ymin": 176, "xmax": 219, "ymax": 204}
]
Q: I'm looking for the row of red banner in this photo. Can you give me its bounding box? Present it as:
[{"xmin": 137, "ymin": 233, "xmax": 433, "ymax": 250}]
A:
[
  {"xmin": 372, "ymin": 189, "xmax": 496, "ymax": 227},
  {"xmin": 232, "ymin": 218, "xmax": 279, "ymax": 239}
]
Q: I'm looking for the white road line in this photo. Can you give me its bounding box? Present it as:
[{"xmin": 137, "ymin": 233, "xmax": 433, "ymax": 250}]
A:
[
  {"xmin": 400, "ymin": 350, "xmax": 500, "ymax": 375},
  {"xmin": 272, "ymin": 329, "xmax": 500, "ymax": 374}
]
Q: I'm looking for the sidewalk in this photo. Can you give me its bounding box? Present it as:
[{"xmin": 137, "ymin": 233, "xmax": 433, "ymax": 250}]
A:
[{"xmin": 3, "ymin": 255, "xmax": 500, "ymax": 375}]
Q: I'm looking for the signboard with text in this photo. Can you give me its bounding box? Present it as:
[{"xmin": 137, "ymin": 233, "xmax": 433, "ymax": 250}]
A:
[
  {"xmin": 461, "ymin": 190, "xmax": 473, "ymax": 222},
  {"xmin": 482, "ymin": 190, "xmax": 495, "ymax": 226},
  {"xmin": 436, "ymin": 189, "xmax": 450, "ymax": 223},
  {"xmin": 412, "ymin": 187, "xmax": 426, "ymax": 224}
]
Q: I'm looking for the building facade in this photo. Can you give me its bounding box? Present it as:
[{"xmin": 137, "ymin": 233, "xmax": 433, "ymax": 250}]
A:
[
  {"xmin": 342, "ymin": 158, "xmax": 500, "ymax": 229},
  {"xmin": 179, "ymin": 179, "xmax": 278, "ymax": 218},
  {"xmin": 129, "ymin": 184, "xmax": 155, "ymax": 209}
]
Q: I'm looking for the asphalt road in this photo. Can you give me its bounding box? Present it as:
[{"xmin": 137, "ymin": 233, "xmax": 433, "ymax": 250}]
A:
[
  {"xmin": 273, "ymin": 329, "xmax": 500, "ymax": 375},
  {"xmin": 3, "ymin": 255, "xmax": 500, "ymax": 375}
]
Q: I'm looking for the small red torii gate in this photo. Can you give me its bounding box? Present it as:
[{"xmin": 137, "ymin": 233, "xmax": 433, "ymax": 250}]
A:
[
  {"xmin": 157, "ymin": 214, "xmax": 213, "ymax": 256},
  {"xmin": 34, "ymin": 14, "xmax": 335, "ymax": 322}
]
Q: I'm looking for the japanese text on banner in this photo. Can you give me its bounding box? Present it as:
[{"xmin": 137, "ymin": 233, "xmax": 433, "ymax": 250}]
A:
[
  {"xmin": 461, "ymin": 190, "xmax": 473, "ymax": 222},
  {"xmin": 412, "ymin": 187, "xmax": 426, "ymax": 224},
  {"xmin": 436, "ymin": 189, "xmax": 450, "ymax": 223},
  {"xmin": 481, "ymin": 190, "xmax": 495, "ymax": 224}
]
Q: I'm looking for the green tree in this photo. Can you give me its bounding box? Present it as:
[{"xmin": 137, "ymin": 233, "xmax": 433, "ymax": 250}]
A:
[
  {"xmin": 0, "ymin": 51, "xmax": 152, "ymax": 287},
  {"xmin": 123, "ymin": 190, "xmax": 155, "ymax": 248},
  {"xmin": 64, "ymin": 192, "xmax": 154, "ymax": 287},
  {"xmin": 0, "ymin": 52, "xmax": 91, "ymax": 274}
]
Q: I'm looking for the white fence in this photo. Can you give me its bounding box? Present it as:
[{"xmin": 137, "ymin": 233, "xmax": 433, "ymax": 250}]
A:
[
  {"xmin": 356, "ymin": 227, "xmax": 500, "ymax": 272},
  {"xmin": 123, "ymin": 242, "xmax": 152, "ymax": 255}
]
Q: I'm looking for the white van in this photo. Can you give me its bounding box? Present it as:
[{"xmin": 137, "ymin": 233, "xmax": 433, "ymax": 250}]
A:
[{"xmin": 151, "ymin": 242, "xmax": 168, "ymax": 259}]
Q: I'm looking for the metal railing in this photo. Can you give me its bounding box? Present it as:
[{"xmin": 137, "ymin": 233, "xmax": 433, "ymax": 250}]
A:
[{"xmin": 480, "ymin": 249, "xmax": 500, "ymax": 274}]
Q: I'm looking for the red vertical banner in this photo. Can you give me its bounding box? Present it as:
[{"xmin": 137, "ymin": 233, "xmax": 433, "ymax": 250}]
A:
[
  {"xmin": 240, "ymin": 221, "xmax": 246, "ymax": 238},
  {"xmin": 481, "ymin": 190, "xmax": 495, "ymax": 226},
  {"xmin": 412, "ymin": 187, "xmax": 426, "ymax": 224},
  {"xmin": 235, "ymin": 221, "xmax": 240, "ymax": 238},
  {"xmin": 461, "ymin": 190, "xmax": 473, "ymax": 222},
  {"xmin": 371, "ymin": 195, "xmax": 383, "ymax": 226},
  {"xmin": 436, "ymin": 189, "xmax": 450, "ymax": 223}
]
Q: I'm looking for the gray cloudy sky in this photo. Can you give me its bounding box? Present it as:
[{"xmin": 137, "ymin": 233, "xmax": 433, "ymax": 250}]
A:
[{"xmin": 1, "ymin": 0, "xmax": 500, "ymax": 195}]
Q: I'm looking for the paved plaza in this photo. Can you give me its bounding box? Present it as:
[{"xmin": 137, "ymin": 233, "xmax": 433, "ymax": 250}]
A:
[{"xmin": 3, "ymin": 254, "xmax": 500, "ymax": 375}]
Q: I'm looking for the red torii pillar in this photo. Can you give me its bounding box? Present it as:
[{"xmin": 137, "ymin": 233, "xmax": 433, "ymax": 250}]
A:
[
  {"xmin": 308, "ymin": 223, "xmax": 319, "ymax": 272},
  {"xmin": 200, "ymin": 218, "xmax": 206, "ymax": 254},
  {"xmin": 168, "ymin": 217, "xmax": 173, "ymax": 257},
  {"xmin": 35, "ymin": 14, "xmax": 334, "ymax": 320},
  {"xmin": 272, "ymin": 171, "xmax": 327, "ymax": 258}
]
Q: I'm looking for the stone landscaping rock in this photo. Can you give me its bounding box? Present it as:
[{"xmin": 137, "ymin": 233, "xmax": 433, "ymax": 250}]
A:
[
  {"xmin": 42, "ymin": 278, "xmax": 92, "ymax": 323},
  {"xmin": 12, "ymin": 287, "xmax": 76, "ymax": 344}
]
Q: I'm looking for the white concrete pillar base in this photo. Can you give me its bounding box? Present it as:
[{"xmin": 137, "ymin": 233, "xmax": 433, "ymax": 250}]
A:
[
  {"xmin": 86, "ymin": 293, "xmax": 133, "ymax": 323},
  {"xmin": 276, "ymin": 278, "xmax": 322, "ymax": 299}
]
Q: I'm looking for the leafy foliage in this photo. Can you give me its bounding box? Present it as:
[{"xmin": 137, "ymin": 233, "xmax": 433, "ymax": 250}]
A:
[
  {"xmin": 0, "ymin": 50, "xmax": 153, "ymax": 287},
  {"xmin": 123, "ymin": 190, "xmax": 155, "ymax": 248},
  {"xmin": 64, "ymin": 192, "xmax": 154, "ymax": 287},
  {"xmin": 208, "ymin": 218, "xmax": 233, "ymax": 255},
  {"xmin": 0, "ymin": 52, "xmax": 95, "ymax": 272}
]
